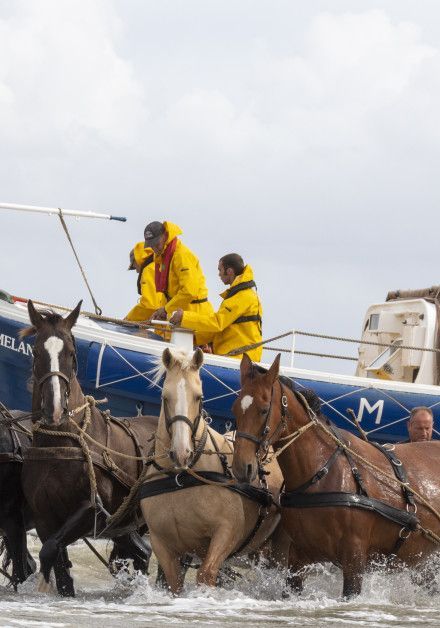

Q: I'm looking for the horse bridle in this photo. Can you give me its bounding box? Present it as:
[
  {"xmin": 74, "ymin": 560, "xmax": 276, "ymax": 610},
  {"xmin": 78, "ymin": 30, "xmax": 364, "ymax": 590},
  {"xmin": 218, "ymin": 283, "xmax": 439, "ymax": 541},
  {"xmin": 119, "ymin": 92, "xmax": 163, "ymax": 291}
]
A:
[
  {"xmin": 235, "ymin": 380, "xmax": 290, "ymax": 454},
  {"xmin": 162, "ymin": 396, "xmax": 205, "ymax": 437},
  {"xmin": 33, "ymin": 336, "xmax": 78, "ymax": 416}
]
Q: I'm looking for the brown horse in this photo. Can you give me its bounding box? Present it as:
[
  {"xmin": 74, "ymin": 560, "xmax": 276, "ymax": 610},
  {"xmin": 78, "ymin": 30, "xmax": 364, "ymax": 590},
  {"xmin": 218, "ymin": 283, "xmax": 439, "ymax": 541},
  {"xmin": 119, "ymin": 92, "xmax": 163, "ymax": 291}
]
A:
[
  {"xmin": 21, "ymin": 300, "xmax": 157, "ymax": 596},
  {"xmin": 232, "ymin": 353, "xmax": 440, "ymax": 598},
  {"xmin": 140, "ymin": 347, "xmax": 290, "ymax": 594}
]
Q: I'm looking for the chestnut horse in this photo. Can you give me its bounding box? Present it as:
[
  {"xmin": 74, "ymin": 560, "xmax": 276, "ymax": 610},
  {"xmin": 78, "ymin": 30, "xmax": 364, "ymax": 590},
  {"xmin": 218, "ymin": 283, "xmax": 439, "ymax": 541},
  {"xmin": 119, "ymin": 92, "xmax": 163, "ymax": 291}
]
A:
[
  {"xmin": 232, "ymin": 353, "xmax": 440, "ymax": 598},
  {"xmin": 140, "ymin": 347, "xmax": 290, "ymax": 594},
  {"xmin": 21, "ymin": 301, "xmax": 157, "ymax": 596}
]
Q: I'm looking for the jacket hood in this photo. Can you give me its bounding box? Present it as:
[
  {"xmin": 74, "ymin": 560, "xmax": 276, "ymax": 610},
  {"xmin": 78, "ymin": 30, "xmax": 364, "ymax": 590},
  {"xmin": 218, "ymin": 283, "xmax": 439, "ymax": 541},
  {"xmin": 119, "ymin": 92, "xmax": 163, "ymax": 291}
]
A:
[
  {"xmin": 221, "ymin": 264, "xmax": 255, "ymax": 298},
  {"xmin": 133, "ymin": 241, "xmax": 154, "ymax": 266},
  {"xmin": 163, "ymin": 221, "xmax": 183, "ymax": 246}
]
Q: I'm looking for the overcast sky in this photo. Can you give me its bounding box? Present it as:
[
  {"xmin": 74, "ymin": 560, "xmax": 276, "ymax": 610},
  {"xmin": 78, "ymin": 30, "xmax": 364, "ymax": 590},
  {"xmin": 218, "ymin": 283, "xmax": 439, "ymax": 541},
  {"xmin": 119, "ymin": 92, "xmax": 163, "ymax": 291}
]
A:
[{"xmin": 1, "ymin": 1, "xmax": 439, "ymax": 372}]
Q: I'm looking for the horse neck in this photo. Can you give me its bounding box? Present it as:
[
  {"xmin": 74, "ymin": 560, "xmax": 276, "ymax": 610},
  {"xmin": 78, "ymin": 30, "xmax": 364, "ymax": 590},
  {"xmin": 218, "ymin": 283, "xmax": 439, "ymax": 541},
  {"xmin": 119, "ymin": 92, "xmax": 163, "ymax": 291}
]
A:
[{"xmin": 274, "ymin": 384, "xmax": 336, "ymax": 491}]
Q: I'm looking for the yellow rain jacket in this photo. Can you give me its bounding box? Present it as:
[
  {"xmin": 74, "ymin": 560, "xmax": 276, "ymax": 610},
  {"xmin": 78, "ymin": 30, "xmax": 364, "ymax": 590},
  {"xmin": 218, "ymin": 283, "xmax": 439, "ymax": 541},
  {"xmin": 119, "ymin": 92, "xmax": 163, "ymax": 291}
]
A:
[
  {"xmin": 181, "ymin": 265, "xmax": 263, "ymax": 361},
  {"xmin": 155, "ymin": 222, "xmax": 213, "ymax": 320},
  {"xmin": 125, "ymin": 242, "xmax": 161, "ymax": 321}
]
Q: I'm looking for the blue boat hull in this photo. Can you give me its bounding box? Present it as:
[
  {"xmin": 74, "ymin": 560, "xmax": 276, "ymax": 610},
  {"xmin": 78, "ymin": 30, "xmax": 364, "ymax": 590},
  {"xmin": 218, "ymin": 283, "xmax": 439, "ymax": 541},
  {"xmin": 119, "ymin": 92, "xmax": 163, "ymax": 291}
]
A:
[{"xmin": 1, "ymin": 312, "xmax": 439, "ymax": 443}]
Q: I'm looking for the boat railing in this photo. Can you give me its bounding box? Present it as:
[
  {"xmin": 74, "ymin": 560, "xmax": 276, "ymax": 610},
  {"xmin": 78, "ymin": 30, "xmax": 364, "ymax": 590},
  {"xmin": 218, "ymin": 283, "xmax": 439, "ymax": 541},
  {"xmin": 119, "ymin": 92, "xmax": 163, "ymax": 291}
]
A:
[{"xmin": 261, "ymin": 329, "xmax": 440, "ymax": 368}]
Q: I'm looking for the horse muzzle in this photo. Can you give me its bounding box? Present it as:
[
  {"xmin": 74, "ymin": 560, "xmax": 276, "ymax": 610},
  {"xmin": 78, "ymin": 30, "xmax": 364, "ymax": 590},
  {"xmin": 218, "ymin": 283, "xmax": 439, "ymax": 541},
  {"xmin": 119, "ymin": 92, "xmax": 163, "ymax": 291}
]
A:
[{"xmin": 232, "ymin": 458, "xmax": 258, "ymax": 483}]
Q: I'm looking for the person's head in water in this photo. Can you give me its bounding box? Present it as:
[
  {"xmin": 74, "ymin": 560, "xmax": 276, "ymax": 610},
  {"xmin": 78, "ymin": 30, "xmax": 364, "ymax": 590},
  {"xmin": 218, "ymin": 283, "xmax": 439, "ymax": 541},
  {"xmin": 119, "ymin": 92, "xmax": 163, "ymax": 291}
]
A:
[{"xmin": 407, "ymin": 406, "xmax": 434, "ymax": 442}]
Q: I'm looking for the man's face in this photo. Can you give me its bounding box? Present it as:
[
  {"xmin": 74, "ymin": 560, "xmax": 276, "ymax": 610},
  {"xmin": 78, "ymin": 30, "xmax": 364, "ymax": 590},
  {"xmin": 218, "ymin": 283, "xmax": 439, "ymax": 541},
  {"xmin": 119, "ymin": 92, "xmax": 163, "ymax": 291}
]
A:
[
  {"xmin": 218, "ymin": 261, "xmax": 232, "ymax": 285},
  {"xmin": 407, "ymin": 411, "xmax": 433, "ymax": 442},
  {"xmin": 151, "ymin": 233, "xmax": 167, "ymax": 256}
]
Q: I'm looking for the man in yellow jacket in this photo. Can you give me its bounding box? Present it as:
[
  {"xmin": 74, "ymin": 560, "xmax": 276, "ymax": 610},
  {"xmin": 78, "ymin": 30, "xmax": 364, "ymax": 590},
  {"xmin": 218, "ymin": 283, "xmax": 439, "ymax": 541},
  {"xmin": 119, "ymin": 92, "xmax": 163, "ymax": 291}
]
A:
[
  {"xmin": 169, "ymin": 253, "xmax": 263, "ymax": 361},
  {"xmin": 125, "ymin": 242, "xmax": 161, "ymax": 322},
  {"xmin": 145, "ymin": 221, "xmax": 213, "ymax": 323}
]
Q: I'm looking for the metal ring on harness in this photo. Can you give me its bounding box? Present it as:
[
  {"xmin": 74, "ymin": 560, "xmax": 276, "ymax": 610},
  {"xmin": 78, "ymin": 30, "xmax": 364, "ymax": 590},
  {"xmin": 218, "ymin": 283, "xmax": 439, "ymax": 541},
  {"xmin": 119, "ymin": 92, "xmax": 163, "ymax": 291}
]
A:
[
  {"xmin": 407, "ymin": 502, "xmax": 418, "ymax": 514},
  {"xmin": 175, "ymin": 473, "xmax": 184, "ymax": 487},
  {"xmin": 399, "ymin": 526, "xmax": 412, "ymax": 540}
]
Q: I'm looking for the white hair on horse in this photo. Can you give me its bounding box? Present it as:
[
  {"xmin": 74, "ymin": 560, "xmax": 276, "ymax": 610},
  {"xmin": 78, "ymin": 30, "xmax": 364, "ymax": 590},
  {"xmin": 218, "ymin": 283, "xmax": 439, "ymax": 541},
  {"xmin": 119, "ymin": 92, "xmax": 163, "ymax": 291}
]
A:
[{"xmin": 150, "ymin": 347, "xmax": 198, "ymax": 385}]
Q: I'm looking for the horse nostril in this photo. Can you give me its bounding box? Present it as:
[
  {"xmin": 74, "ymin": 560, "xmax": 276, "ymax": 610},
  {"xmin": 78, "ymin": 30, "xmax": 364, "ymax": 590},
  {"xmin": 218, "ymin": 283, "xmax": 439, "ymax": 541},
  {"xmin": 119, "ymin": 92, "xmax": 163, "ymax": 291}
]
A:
[
  {"xmin": 246, "ymin": 463, "xmax": 253, "ymax": 481},
  {"xmin": 169, "ymin": 450, "xmax": 176, "ymax": 463}
]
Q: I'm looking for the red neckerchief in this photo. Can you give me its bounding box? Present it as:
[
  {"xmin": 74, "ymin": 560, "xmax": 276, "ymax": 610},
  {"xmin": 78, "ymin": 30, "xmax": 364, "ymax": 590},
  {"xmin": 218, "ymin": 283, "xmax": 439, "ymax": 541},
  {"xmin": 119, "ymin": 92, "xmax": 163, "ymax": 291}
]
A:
[{"xmin": 155, "ymin": 237, "xmax": 177, "ymax": 295}]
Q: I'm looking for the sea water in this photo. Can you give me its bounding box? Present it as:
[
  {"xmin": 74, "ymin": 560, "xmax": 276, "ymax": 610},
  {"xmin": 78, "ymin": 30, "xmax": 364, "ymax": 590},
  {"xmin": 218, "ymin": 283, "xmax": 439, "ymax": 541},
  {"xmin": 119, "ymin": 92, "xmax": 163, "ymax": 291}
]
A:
[{"xmin": 0, "ymin": 536, "xmax": 439, "ymax": 627}]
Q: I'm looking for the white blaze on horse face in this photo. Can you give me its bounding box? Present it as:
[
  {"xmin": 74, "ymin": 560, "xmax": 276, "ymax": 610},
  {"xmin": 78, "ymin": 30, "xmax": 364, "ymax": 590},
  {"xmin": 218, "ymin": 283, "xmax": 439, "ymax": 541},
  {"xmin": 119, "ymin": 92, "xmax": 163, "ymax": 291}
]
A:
[
  {"xmin": 171, "ymin": 377, "xmax": 193, "ymax": 466},
  {"xmin": 241, "ymin": 395, "xmax": 253, "ymax": 413},
  {"xmin": 44, "ymin": 336, "xmax": 64, "ymax": 424}
]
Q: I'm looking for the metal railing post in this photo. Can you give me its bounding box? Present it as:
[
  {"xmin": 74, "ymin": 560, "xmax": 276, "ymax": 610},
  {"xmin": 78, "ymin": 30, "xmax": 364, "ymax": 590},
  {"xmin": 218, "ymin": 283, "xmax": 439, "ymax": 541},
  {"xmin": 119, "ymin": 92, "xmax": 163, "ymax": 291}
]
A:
[{"xmin": 290, "ymin": 329, "xmax": 296, "ymax": 368}]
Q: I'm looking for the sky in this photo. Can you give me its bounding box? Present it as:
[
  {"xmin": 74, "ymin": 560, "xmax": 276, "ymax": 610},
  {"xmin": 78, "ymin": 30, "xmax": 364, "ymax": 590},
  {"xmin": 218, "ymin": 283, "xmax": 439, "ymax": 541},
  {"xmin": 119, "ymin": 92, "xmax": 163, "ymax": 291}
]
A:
[{"xmin": 1, "ymin": 0, "xmax": 439, "ymax": 372}]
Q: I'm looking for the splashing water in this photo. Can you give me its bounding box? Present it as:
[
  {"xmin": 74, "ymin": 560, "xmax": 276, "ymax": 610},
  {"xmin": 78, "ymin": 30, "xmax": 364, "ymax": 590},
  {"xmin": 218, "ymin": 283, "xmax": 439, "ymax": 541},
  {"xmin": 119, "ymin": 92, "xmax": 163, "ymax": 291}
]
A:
[{"xmin": 1, "ymin": 537, "xmax": 440, "ymax": 627}]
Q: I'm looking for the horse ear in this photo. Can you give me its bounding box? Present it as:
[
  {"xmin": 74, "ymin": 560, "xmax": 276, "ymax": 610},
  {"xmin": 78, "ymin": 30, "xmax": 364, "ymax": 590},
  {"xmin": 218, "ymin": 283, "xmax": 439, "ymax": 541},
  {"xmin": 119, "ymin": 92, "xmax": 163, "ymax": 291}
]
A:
[
  {"xmin": 192, "ymin": 347, "xmax": 204, "ymax": 370},
  {"xmin": 162, "ymin": 347, "xmax": 173, "ymax": 370},
  {"xmin": 65, "ymin": 300, "xmax": 83, "ymax": 331},
  {"xmin": 27, "ymin": 300, "xmax": 43, "ymax": 328},
  {"xmin": 240, "ymin": 353, "xmax": 253, "ymax": 383},
  {"xmin": 266, "ymin": 353, "xmax": 281, "ymax": 386}
]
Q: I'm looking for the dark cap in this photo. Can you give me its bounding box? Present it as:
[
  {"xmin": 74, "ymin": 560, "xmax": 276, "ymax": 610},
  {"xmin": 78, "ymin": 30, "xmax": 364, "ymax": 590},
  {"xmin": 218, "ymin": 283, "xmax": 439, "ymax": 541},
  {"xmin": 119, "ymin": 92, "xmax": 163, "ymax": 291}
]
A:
[
  {"xmin": 144, "ymin": 221, "xmax": 165, "ymax": 247},
  {"xmin": 128, "ymin": 249, "xmax": 135, "ymax": 270}
]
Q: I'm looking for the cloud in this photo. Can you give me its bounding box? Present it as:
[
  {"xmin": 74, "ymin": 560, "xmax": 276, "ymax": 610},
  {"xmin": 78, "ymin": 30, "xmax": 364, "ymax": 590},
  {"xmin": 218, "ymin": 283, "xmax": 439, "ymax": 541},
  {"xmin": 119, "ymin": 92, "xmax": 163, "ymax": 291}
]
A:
[
  {"xmin": 1, "ymin": 4, "xmax": 440, "ymax": 372},
  {"xmin": 0, "ymin": 0, "xmax": 145, "ymax": 148}
]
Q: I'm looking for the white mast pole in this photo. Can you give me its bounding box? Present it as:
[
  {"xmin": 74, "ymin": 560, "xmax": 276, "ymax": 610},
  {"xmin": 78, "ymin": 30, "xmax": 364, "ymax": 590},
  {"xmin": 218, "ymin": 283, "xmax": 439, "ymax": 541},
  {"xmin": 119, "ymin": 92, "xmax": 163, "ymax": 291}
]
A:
[{"xmin": 0, "ymin": 202, "xmax": 127, "ymax": 222}]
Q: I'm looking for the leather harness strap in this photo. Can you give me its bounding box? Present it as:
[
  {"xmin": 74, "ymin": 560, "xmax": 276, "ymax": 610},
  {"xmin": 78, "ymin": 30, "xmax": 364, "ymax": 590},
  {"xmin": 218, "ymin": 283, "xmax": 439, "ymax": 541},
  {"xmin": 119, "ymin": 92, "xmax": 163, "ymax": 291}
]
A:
[
  {"xmin": 280, "ymin": 491, "xmax": 419, "ymax": 531},
  {"xmin": 137, "ymin": 470, "xmax": 273, "ymax": 507}
]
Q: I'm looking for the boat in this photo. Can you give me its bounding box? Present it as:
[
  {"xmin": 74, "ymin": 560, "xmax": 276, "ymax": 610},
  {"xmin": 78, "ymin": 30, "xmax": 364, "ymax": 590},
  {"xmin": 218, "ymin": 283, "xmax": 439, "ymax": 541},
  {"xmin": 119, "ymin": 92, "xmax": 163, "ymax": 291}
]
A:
[
  {"xmin": 1, "ymin": 202, "xmax": 439, "ymax": 443},
  {"xmin": 1, "ymin": 286, "xmax": 440, "ymax": 443}
]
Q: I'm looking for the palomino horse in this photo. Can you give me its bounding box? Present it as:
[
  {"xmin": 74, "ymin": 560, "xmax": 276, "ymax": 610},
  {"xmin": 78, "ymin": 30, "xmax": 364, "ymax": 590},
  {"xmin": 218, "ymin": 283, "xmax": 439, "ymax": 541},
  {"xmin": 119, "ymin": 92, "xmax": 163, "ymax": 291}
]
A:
[
  {"xmin": 232, "ymin": 353, "xmax": 440, "ymax": 598},
  {"xmin": 0, "ymin": 409, "xmax": 36, "ymax": 588},
  {"xmin": 140, "ymin": 347, "xmax": 289, "ymax": 594},
  {"xmin": 21, "ymin": 301, "xmax": 157, "ymax": 596}
]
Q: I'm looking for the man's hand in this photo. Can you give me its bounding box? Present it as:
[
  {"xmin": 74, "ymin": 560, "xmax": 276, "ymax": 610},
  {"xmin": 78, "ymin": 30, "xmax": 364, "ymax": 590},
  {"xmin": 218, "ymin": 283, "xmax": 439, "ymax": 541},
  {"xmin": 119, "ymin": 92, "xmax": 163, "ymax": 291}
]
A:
[
  {"xmin": 151, "ymin": 307, "xmax": 167, "ymax": 321},
  {"xmin": 169, "ymin": 309, "xmax": 183, "ymax": 326}
]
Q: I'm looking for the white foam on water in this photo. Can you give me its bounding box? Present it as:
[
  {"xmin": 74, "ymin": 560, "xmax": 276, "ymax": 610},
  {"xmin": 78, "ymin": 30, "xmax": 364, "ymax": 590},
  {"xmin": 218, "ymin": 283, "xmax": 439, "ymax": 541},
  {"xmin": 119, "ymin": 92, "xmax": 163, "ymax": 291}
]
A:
[{"xmin": 2, "ymin": 539, "xmax": 440, "ymax": 626}]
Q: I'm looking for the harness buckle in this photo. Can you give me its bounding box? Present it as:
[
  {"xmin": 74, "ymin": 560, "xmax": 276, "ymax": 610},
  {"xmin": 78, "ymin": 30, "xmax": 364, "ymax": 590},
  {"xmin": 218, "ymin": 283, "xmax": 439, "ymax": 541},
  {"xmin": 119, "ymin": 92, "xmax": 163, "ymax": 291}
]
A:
[{"xmin": 281, "ymin": 395, "xmax": 288, "ymax": 408}]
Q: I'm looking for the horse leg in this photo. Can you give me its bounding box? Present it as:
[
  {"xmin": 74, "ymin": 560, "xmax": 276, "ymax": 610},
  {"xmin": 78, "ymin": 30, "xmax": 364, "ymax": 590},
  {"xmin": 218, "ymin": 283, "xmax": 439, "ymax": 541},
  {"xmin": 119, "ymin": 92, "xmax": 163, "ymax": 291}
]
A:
[
  {"xmin": 266, "ymin": 523, "xmax": 292, "ymax": 569},
  {"xmin": 52, "ymin": 547, "xmax": 74, "ymax": 597},
  {"xmin": 38, "ymin": 500, "xmax": 98, "ymax": 596},
  {"xmin": 197, "ymin": 527, "xmax": 237, "ymax": 587},
  {"xmin": 285, "ymin": 545, "xmax": 306, "ymax": 594},
  {"xmin": 2, "ymin": 512, "xmax": 30, "ymax": 589},
  {"xmin": 111, "ymin": 531, "xmax": 152, "ymax": 576},
  {"xmin": 150, "ymin": 536, "xmax": 184, "ymax": 594},
  {"xmin": 341, "ymin": 550, "xmax": 366, "ymax": 599}
]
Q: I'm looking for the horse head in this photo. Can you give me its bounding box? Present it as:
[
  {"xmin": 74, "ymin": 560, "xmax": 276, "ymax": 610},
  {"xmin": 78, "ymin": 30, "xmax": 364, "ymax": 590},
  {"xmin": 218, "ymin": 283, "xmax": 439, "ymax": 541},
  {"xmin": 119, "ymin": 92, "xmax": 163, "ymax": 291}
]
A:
[
  {"xmin": 232, "ymin": 353, "xmax": 282, "ymax": 483},
  {"xmin": 157, "ymin": 346, "xmax": 204, "ymax": 468},
  {"xmin": 22, "ymin": 300, "xmax": 82, "ymax": 426}
]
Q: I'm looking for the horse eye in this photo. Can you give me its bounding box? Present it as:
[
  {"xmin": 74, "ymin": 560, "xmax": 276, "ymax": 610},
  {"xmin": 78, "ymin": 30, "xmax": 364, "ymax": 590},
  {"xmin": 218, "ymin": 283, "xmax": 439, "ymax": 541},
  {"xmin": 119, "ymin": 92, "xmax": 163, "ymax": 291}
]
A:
[
  {"xmin": 260, "ymin": 407, "xmax": 269, "ymax": 416},
  {"xmin": 195, "ymin": 395, "xmax": 202, "ymax": 402}
]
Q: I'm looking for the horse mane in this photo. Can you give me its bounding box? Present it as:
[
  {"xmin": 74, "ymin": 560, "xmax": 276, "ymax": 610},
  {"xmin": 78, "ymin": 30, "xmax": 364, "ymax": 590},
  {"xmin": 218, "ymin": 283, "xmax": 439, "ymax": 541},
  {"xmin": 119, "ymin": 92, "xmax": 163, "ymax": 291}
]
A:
[
  {"xmin": 150, "ymin": 347, "xmax": 199, "ymax": 386},
  {"xmin": 252, "ymin": 363, "xmax": 322, "ymax": 416},
  {"xmin": 19, "ymin": 309, "xmax": 64, "ymax": 338}
]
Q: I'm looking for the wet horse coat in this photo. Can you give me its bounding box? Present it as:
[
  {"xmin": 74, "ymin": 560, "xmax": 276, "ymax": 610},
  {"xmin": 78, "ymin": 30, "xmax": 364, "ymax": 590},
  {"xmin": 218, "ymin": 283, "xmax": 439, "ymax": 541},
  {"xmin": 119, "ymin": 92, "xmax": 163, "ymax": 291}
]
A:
[
  {"xmin": 21, "ymin": 301, "xmax": 157, "ymax": 596},
  {"xmin": 140, "ymin": 347, "xmax": 290, "ymax": 594},
  {"xmin": 232, "ymin": 354, "xmax": 440, "ymax": 597}
]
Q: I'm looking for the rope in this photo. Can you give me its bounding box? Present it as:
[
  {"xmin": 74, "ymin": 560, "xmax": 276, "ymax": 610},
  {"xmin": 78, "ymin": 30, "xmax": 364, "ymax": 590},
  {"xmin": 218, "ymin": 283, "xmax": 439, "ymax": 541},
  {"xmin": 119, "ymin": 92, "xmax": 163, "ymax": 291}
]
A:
[
  {"xmin": 227, "ymin": 328, "xmax": 440, "ymax": 357},
  {"xmin": 17, "ymin": 296, "xmax": 171, "ymax": 334},
  {"xmin": 82, "ymin": 537, "xmax": 109, "ymax": 569},
  {"xmin": 57, "ymin": 208, "xmax": 102, "ymax": 316},
  {"xmin": 265, "ymin": 347, "xmax": 358, "ymax": 361},
  {"xmin": 262, "ymin": 420, "xmax": 315, "ymax": 464},
  {"xmin": 33, "ymin": 399, "xmax": 98, "ymax": 507},
  {"xmin": 185, "ymin": 467, "xmax": 235, "ymax": 487}
]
